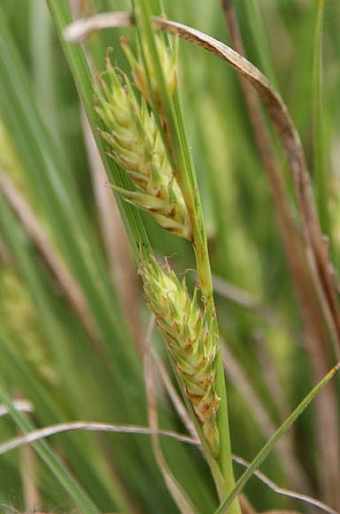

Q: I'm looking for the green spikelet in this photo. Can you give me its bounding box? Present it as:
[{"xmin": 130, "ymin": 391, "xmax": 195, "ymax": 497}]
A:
[
  {"xmin": 121, "ymin": 34, "xmax": 177, "ymax": 107},
  {"xmin": 94, "ymin": 55, "xmax": 192, "ymax": 240},
  {"xmin": 140, "ymin": 257, "xmax": 220, "ymax": 454}
]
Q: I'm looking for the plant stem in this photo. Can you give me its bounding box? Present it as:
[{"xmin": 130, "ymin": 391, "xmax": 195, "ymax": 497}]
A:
[
  {"xmin": 176, "ymin": 130, "xmax": 241, "ymax": 514},
  {"xmin": 131, "ymin": 4, "xmax": 241, "ymax": 511}
]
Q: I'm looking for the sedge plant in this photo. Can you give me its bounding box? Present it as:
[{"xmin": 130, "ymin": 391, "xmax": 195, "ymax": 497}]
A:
[
  {"xmin": 0, "ymin": 0, "xmax": 340, "ymax": 513},
  {"xmin": 94, "ymin": 26, "xmax": 241, "ymax": 512}
]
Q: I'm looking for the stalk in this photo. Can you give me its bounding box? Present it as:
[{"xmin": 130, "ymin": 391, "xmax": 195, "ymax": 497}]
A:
[{"xmin": 130, "ymin": 3, "xmax": 241, "ymax": 511}]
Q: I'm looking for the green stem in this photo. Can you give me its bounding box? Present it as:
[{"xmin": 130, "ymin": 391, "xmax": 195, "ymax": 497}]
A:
[
  {"xmin": 166, "ymin": 116, "xmax": 238, "ymax": 507},
  {"xmin": 188, "ymin": 182, "xmax": 240, "ymax": 514}
]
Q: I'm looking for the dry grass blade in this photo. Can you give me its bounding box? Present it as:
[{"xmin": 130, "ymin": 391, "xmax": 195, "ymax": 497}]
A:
[
  {"xmin": 0, "ymin": 399, "xmax": 33, "ymax": 417},
  {"xmin": 64, "ymin": 11, "xmax": 133, "ymax": 42},
  {"xmin": 261, "ymin": 511, "xmax": 301, "ymax": 514},
  {"xmin": 232, "ymin": 454, "xmax": 339, "ymax": 514},
  {"xmin": 0, "ymin": 421, "xmax": 197, "ymax": 456},
  {"xmin": 21, "ymin": 428, "xmax": 40, "ymax": 511}
]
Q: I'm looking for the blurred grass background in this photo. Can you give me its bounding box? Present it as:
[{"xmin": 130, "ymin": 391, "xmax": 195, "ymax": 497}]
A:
[{"xmin": 0, "ymin": 0, "xmax": 339, "ymax": 512}]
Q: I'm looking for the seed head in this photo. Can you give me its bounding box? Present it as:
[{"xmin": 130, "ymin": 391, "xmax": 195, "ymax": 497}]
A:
[
  {"xmin": 141, "ymin": 257, "xmax": 220, "ymax": 454},
  {"xmin": 94, "ymin": 56, "xmax": 192, "ymax": 240},
  {"xmin": 121, "ymin": 34, "xmax": 177, "ymax": 106}
]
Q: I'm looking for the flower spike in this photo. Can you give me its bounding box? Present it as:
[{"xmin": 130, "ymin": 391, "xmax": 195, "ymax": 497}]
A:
[
  {"xmin": 121, "ymin": 34, "xmax": 177, "ymax": 106},
  {"xmin": 94, "ymin": 54, "xmax": 192, "ymax": 240},
  {"xmin": 140, "ymin": 257, "xmax": 220, "ymax": 454}
]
